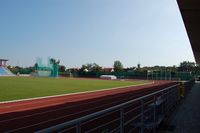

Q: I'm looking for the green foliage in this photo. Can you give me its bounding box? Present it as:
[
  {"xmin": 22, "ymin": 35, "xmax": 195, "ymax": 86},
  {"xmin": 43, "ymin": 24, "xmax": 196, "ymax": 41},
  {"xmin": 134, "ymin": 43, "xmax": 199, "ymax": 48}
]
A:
[
  {"xmin": 50, "ymin": 58, "xmax": 60, "ymax": 65},
  {"xmin": 59, "ymin": 65, "xmax": 66, "ymax": 72},
  {"xmin": 140, "ymin": 65, "xmax": 178, "ymax": 73},
  {"xmin": 178, "ymin": 61, "xmax": 195, "ymax": 72},
  {"xmin": 34, "ymin": 63, "xmax": 38, "ymax": 70},
  {"xmin": 8, "ymin": 66, "xmax": 34, "ymax": 74},
  {"xmin": 80, "ymin": 63, "xmax": 102, "ymax": 72},
  {"xmin": 113, "ymin": 60, "xmax": 123, "ymax": 72},
  {"xmin": 91, "ymin": 63, "xmax": 102, "ymax": 72}
]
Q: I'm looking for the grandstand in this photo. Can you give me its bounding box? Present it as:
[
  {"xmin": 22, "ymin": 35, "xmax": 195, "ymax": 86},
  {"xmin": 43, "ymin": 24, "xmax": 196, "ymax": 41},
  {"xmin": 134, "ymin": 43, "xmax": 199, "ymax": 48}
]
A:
[{"xmin": 0, "ymin": 59, "xmax": 14, "ymax": 76}]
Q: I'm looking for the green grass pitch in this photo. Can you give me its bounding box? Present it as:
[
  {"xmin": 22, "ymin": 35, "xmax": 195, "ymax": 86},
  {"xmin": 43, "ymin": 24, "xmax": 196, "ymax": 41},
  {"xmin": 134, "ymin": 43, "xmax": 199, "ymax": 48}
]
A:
[{"xmin": 0, "ymin": 77, "xmax": 149, "ymax": 102}]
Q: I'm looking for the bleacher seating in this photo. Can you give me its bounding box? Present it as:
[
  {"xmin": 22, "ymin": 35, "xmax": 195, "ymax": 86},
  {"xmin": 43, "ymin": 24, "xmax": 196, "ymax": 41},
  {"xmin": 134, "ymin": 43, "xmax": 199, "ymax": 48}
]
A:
[{"xmin": 0, "ymin": 67, "xmax": 14, "ymax": 76}]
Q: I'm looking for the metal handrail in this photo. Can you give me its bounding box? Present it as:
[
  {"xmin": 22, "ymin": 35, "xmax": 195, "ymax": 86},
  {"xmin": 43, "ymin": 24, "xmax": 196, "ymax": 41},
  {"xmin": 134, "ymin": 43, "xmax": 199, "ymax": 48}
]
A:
[{"xmin": 36, "ymin": 84, "xmax": 179, "ymax": 133}]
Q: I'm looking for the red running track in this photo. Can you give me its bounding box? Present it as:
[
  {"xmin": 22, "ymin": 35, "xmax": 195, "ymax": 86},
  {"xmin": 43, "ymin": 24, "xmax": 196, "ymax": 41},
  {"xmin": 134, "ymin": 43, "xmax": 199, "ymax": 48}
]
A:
[{"xmin": 0, "ymin": 80, "xmax": 177, "ymax": 132}]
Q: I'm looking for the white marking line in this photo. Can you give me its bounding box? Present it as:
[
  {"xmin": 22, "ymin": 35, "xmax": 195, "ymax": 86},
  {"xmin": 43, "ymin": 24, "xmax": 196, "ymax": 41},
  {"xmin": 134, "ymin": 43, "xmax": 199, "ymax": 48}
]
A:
[
  {"xmin": 6, "ymin": 82, "xmax": 173, "ymax": 133},
  {"xmin": 0, "ymin": 81, "xmax": 154, "ymax": 104},
  {"xmin": 0, "ymin": 85, "xmax": 142, "ymax": 123},
  {"xmin": 0, "ymin": 81, "xmax": 155, "ymax": 123},
  {"xmin": 1, "ymin": 82, "xmax": 144, "ymax": 123},
  {"xmin": 5, "ymin": 96, "xmax": 125, "ymax": 133}
]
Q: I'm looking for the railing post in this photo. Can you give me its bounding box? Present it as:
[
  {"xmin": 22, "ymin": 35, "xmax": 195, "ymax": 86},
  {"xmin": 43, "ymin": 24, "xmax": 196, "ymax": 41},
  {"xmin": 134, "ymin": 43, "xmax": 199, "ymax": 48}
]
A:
[
  {"xmin": 76, "ymin": 121, "xmax": 81, "ymax": 133},
  {"xmin": 172, "ymin": 87, "xmax": 176, "ymax": 106},
  {"xmin": 35, "ymin": 84, "xmax": 179, "ymax": 133},
  {"xmin": 120, "ymin": 108, "xmax": 124, "ymax": 133},
  {"xmin": 161, "ymin": 91, "xmax": 165, "ymax": 114},
  {"xmin": 176, "ymin": 85, "xmax": 179, "ymax": 103},
  {"xmin": 141, "ymin": 99, "xmax": 144, "ymax": 133},
  {"xmin": 153, "ymin": 95, "xmax": 156, "ymax": 133},
  {"xmin": 166, "ymin": 89, "xmax": 169, "ymax": 115}
]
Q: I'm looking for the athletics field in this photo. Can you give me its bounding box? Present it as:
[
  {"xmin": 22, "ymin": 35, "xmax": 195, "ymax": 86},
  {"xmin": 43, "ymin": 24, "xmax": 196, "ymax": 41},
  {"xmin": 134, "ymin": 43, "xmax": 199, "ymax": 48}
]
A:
[{"xmin": 0, "ymin": 77, "xmax": 149, "ymax": 102}]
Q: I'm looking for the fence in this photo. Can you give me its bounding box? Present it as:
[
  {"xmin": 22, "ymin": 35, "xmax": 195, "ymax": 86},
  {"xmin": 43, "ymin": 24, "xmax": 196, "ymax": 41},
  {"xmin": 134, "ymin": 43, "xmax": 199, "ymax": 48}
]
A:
[
  {"xmin": 76, "ymin": 71, "xmax": 194, "ymax": 81},
  {"xmin": 36, "ymin": 80, "xmax": 194, "ymax": 133}
]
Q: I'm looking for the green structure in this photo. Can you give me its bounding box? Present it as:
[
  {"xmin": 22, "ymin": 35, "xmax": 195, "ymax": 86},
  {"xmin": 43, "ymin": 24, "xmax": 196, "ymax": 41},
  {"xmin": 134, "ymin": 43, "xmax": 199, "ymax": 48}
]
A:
[{"xmin": 34, "ymin": 58, "xmax": 59, "ymax": 78}]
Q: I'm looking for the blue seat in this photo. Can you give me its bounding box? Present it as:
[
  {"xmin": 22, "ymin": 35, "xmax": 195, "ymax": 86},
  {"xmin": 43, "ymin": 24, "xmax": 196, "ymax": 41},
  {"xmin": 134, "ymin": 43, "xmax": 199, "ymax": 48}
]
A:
[{"xmin": 0, "ymin": 67, "xmax": 11, "ymax": 75}]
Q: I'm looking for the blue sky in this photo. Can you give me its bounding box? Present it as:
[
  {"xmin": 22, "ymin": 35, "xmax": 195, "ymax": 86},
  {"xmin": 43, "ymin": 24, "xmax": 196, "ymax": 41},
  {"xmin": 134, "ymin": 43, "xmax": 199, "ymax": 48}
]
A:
[{"xmin": 0, "ymin": 0, "xmax": 195, "ymax": 68}]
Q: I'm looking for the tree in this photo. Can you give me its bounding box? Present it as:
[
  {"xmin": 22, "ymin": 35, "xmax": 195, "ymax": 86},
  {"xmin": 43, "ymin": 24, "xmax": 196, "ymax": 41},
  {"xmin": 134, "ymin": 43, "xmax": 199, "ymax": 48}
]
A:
[
  {"xmin": 8, "ymin": 66, "xmax": 34, "ymax": 74},
  {"xmin": 80, "ymin": 64, "xmax": 89, "ymax": 72},
  {"xmin": 34, "ymin": 63, "xmax": 38, "ymax": 70},
  {"xmin": 50, "ymin": 58, "xmax": 56, "ymax": 64},
  {"xmin": 178, "ymin": 61, "xmax": 195, "ymax": 72},
  {"xmin": 194, "ymin": 64, "xmax": 200, "ymax": 73},
  {"xmin": 91, "ymin": 63, "xmax": 102, "ymax": 72},
  {"xmin": 59, "ymin": 65, "xmax": 66, "ymax": 72},
  {"xmin": 113, "ymin": 60, "xmax": 123, "ymax": 72},
  {"xmin": 80, "ymin": 63, "xmax": 102, "ymax": 72}
]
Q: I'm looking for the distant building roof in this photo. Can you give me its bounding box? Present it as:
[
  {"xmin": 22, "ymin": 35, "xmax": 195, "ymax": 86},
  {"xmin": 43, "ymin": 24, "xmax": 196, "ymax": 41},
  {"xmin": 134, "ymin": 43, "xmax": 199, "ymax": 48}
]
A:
[
  {"xmin": 0, "ymin": 59, "xmax": 8, "ymax": 61},
  {"xmin": 102, "ymin": 68, "xmax": 114, "ymax": 72}
]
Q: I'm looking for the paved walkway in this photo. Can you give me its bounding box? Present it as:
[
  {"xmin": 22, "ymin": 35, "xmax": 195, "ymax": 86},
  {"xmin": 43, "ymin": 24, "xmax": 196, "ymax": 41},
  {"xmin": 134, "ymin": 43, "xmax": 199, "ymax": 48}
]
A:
[{"xmin": 159, "ymin": 81, "xmax": 200, "ymax": 133}]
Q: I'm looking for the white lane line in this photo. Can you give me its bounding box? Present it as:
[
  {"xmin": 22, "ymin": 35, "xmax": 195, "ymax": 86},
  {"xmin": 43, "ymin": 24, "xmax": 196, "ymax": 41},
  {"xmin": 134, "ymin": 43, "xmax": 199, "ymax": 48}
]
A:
[
  {"xmin": 0, "ymin": 83, "xmax": 145, "ymax": 123},
  {"xmin": 5, "ymin": 94, "xmax": 128, "ymax": 133},
  {"xmin": 0, "ymin": 81, "xmax": 153, "ymax": 105}
]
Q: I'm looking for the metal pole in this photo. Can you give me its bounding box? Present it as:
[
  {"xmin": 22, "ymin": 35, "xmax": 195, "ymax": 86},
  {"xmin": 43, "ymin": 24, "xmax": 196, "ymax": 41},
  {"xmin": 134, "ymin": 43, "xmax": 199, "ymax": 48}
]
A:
[
  {"xmin": 161, "ymin": 91, "xmax": 165, "ymax": 114},
  {"xmin": 153, "ymin": 95, "xmax": 156, "ymax": 133},
  {"xmin": 156, "ymin": 71, "xmax": 158, "ymax": 80},
  {"xmin": 141, "ymin": 100, "xmax": 144, "ymax": 133},
  {"xmin": 166, "ymin": 89, "xmax": 170, "ymax": 115},
  {"xmin": 160, "ymin": 70, "xmax": 162, "ymax": 80},
  {"xmin": 155, "ymin": 71, "xmax": 156, "ymax": 80},
  {"xmin": 120, "ymin": 108, "xmax": 124, "ymax": 133},
  {"xmin": 76, "ymin": 121, "xmax": 81, "ymax": 133}
]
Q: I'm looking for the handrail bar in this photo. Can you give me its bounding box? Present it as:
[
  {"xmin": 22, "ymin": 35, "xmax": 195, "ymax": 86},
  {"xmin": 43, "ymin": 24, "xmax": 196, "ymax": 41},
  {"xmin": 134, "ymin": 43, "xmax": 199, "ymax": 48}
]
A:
[{"xmin": 36, "ymin": 84, "xmax": 179, "ymax": 133}]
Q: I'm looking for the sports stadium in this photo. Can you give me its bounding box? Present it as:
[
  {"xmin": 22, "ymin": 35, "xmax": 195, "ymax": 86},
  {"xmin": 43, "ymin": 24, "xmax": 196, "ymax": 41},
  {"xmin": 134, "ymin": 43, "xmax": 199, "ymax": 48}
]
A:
[
  {"xmin": 0, "ymin": 0, "xmax": 200, "ymax": 133},
  {"xmin": 0, "ymin": 58, "xmax": 195, "ymax": 133}
]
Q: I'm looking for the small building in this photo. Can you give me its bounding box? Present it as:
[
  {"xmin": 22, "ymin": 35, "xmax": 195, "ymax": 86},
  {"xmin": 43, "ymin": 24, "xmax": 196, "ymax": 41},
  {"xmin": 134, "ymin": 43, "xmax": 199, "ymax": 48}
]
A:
[
  {"xmin": 0, "ymin": 59, "xmax": 8, "ymax": 67},
  {"xmin": 102, "ymin": 68, "xmax": 114, "ymax": 73},
  {"xmin": 100, "ymin": 75, "xmax": 117, "ymax": 80}
]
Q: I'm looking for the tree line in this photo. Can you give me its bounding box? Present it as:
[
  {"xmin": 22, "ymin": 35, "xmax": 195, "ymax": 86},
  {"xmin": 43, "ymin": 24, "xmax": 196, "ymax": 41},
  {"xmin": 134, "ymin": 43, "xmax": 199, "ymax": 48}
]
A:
[{"xmin": 7, "ymin": 61, "xmax": 200, "ymax": 75}]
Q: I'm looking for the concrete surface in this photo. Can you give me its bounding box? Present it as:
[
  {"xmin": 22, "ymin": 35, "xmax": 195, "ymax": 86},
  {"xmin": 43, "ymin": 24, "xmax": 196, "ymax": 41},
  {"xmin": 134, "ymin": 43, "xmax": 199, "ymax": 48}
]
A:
[{"xmin": 159, "ymin": 81, "xmax": 200, "ymax": 133}]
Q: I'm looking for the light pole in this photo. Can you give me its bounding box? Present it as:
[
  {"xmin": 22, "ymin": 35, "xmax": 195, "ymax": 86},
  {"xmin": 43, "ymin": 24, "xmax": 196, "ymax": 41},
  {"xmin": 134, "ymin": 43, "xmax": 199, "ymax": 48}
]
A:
[{"xmin": 160, "ymin": 69, "xmax": 162, "ymax": 80}]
